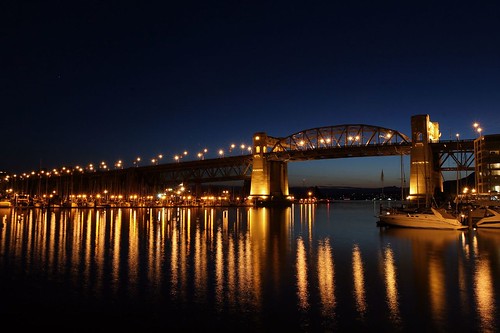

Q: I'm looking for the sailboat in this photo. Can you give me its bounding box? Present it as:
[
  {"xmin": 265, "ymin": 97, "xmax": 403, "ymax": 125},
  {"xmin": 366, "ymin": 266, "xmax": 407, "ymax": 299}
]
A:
[{"xmin": 377, "ymin": 154, "xmax": 466, "ymax": 230}]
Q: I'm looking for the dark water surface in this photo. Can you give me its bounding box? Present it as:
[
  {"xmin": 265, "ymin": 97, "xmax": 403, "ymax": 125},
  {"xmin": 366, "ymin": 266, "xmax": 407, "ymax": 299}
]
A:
[{"xmin": 0, "ymin": 202, "xmax": 498, "ymax": 332}]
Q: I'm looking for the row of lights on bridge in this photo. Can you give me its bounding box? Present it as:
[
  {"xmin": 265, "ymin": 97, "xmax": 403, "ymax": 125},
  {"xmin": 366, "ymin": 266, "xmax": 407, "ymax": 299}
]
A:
[
  {"xmin": 1, "ymin": 122, "xmax": 486, "ymax": 182},
  {"xmin": 1, "ymin": 142, "xmax": 255, "ymax": 181},
  {"xmin": 74, "ymin": 143, "xmax": 254, "ymax": 171}
]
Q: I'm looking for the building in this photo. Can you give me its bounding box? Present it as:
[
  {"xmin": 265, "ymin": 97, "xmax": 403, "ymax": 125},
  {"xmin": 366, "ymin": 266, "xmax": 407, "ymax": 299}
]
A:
[{"xmin": 474, "ymin": 134, "xmax": 500, "ymax": 195}]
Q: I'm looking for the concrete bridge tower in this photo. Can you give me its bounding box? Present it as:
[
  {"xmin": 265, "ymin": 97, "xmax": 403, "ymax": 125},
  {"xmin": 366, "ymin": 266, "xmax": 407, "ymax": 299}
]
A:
[
  {"xmin": 409, "ymin": 114, "xmax": 442, "ymax": 207},
  {"xmin": 248, "ymin": 132, "xmax": 290, "ymax": 205}
]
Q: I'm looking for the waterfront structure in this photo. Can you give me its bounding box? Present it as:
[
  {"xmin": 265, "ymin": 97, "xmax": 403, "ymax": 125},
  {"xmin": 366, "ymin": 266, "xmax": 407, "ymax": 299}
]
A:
[
  {"xmin": 248, "ymin": 132, "xmax": 290, "ymax": 205},
  {"xmin": 407, "ymin": 114, "xmax": 443, "ymax": 207},
  {"xmin": 474, "ymin": 134, "xmax": 500, "ymax": 195}
]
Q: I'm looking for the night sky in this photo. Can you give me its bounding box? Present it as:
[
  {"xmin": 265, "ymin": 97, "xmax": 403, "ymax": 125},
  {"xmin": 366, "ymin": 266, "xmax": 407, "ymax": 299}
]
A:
[{"xmin": 2, "ymin": 1, "xmax": 499, "ymax": 187}]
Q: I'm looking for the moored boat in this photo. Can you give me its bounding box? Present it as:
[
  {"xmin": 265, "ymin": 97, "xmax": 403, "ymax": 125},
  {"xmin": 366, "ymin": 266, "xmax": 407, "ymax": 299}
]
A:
[
  {"xmin": 0, "ymin": 200, "xmax": 12, "ymax": 208},
  {"xmin": 378, "ymin": 207, "xmax": 467, "ymax": 230},
  {"xmin": 474, "ymin": 207, "xmax": 500, "ymax": 228}
]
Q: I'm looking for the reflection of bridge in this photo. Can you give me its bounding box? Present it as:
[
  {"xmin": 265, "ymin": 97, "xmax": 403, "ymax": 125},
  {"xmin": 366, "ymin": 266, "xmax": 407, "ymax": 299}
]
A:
[{"xmin": 13, "ymin": 114, "xmax": 487, "ymax": 207}]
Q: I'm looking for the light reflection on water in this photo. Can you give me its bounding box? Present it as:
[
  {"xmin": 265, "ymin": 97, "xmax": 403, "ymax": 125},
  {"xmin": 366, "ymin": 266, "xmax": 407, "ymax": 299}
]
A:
[{"xmin": 0, "ymin": 202, "xmax": 499, "ymax": 331}]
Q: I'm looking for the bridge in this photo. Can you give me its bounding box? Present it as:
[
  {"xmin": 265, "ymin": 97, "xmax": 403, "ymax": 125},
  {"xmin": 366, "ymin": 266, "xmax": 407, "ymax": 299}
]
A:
[{"xmin": 5, "ymin": 114, "xmax": 494, "ymax": 207}]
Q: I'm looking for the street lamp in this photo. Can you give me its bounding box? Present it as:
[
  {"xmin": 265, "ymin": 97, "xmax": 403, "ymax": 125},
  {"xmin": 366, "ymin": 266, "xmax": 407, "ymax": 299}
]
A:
[{"xmin": 473, "ymin": 122, "xmax": 483, "ymax": 137}]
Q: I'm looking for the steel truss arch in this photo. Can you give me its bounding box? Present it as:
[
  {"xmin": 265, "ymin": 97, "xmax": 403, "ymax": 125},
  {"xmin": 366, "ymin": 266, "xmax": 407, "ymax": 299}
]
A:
[{"xmin": 268, "ymin": 124, "xmax": 410, "ymax": 153}]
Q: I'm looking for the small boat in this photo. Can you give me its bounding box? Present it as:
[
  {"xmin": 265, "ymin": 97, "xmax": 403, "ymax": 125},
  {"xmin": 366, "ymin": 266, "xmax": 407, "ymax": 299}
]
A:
[
  {"xmin": 378, "ymin": 207, "xmax": 467, "ymax": 230},
  {"xmin": 474, "ymin": 208, "xmax": 500, "ymax": 228},
  {"xmin": 0, "ymin": 200, "xmax": 12, "ymax": 208}
]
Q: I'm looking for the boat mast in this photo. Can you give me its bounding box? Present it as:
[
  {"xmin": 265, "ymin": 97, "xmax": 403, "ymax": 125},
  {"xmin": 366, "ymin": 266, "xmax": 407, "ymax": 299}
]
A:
[
  {"xmin": 400, "ymin": 153, "xmax": 405, "ymax": 203},
  {"xmin": 455, "ymin": 133, "xmax": 461, "ymax": 213},
  {"xmin": 381, "ymin": 169, "xmax": 384, "ymax": 200}
]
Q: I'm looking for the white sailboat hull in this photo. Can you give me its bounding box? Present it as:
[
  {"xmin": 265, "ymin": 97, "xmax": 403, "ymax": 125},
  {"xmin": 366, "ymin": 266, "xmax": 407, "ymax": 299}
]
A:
[
  {"xmin": 379, "ymin": 207, "xmax": 467, "ymax": 230},
  {"xmin": 475, "ymin": 208, "xmax": 500, "ymax": 228}
]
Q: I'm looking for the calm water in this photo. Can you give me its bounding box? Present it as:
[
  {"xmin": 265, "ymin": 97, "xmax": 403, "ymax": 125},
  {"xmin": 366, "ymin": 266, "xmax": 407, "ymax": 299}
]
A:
[{"xmin": 0, "ymin": 202, "xmax": 498, "ymax": 332}]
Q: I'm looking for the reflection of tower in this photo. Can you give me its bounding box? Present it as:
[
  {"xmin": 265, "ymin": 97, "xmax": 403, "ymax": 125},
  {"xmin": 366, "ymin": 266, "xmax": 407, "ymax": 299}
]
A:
[
  {"xmin": 248, "ymin": 132, "xmax": 289, "ymax": 204},
  {"xmin": 409, "ymin": 115, "xmax": 442, "ymax": 207}
]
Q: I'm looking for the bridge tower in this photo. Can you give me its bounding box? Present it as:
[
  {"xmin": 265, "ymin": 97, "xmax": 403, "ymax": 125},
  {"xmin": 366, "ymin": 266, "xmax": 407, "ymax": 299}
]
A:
[
  {"xmin": 248, "ymin": 132, "xmax": 290, "ymax": 205},
  {"xmin": 409, "ymin": 114, "xmax": 442, "ymax": 207}
]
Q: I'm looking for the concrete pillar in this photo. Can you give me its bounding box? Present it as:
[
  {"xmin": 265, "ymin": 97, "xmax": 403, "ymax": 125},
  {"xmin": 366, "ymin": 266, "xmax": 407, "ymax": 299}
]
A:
[
  {"xmin": 409, "ymin": 114, "xmax": 442, "ymax": 207},
  {"xmin": 249, "ymin": 132, "xmax": 290, "ymax": 205},
  {"xmin": 249, "ymin": 132, "xmax": 270, "ymax": 199}
]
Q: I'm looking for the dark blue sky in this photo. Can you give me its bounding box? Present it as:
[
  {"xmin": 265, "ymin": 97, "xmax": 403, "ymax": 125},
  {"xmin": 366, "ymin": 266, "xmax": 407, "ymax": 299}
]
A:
[{"xmin": 2, "ymin": 1, "xmax": 499, "ymax": 187}]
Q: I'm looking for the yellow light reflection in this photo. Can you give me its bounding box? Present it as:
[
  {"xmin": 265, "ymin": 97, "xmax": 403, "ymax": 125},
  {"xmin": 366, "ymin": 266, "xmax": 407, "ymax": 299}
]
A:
[
  {"xmin": 227, "ymin": 232, "xmax": 236, "ymax": 306},
  {"xmin": 215, "ymin": 224, "xmax": 224, "ymax": 310},
  {"xmin": 194, "ymin": 212, "xmax": 208, "ymax": 303},
  {"xmin": 352, "ymin": 244, "xmax": 367, "ymax": 317},
  {"xmin": 296, "ymin": 236, "xmax": 309, "ymax": 310},
  {"xmin": 474, "ymin": 256, "xmax": 495, "ymax": 332},
  {"xmin": 317, "ymin": 238, "xmax": 335, "ymax": 316},
  {"xmin": 428, "ymin": 253, "xmax": 445, "ymax": 326},
  {"xmin": 383, "ymin": 244, "xmax": 401, "ymax": 325}
]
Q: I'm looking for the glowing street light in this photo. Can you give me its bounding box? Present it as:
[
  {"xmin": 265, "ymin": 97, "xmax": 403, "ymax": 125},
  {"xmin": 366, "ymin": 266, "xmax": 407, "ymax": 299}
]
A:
[{"xmin": 473, "ymin": 122, "xmax": 483, "ymax": 137}]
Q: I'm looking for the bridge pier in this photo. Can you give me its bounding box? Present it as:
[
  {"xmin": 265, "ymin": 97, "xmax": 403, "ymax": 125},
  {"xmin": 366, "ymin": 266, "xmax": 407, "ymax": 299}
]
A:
[
  {"xmin": 248, "ymin": 132, "xmax": 292, "ymax": 206},
  {"xmin": 408, "ymin": 114, "xmax": 442, "ymax": 207}
]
